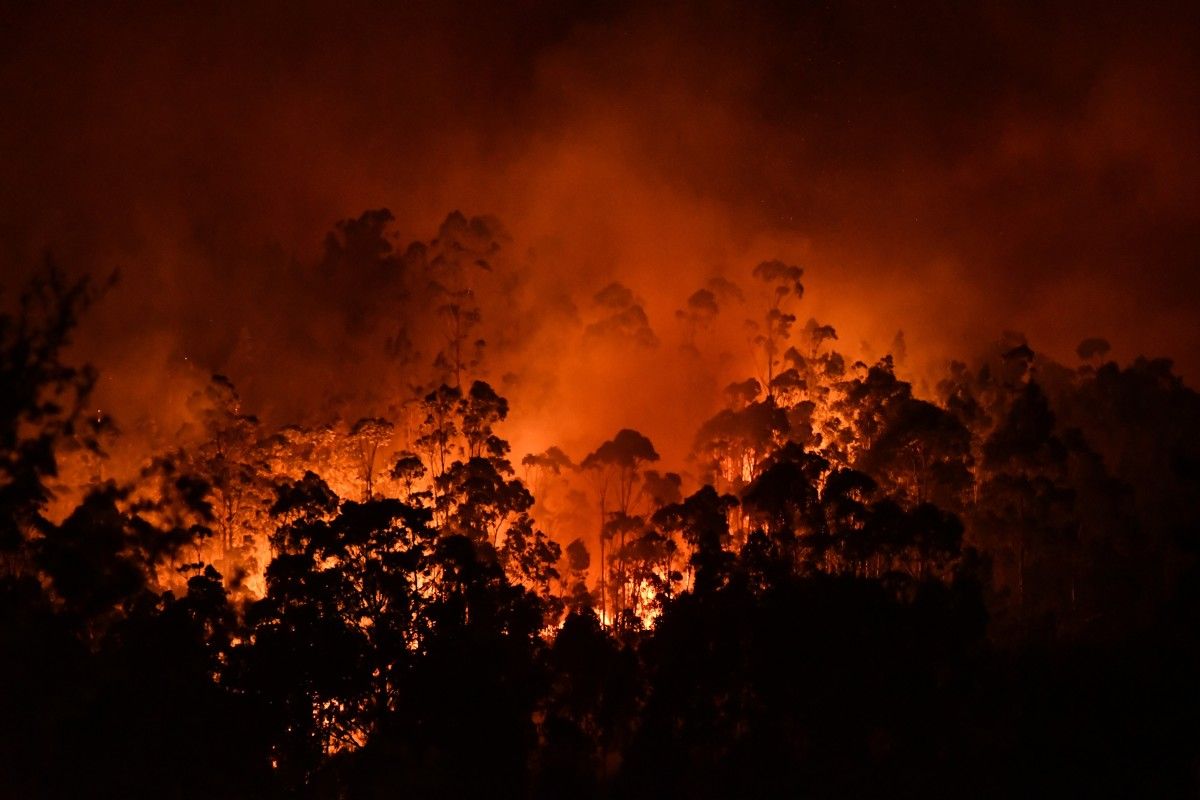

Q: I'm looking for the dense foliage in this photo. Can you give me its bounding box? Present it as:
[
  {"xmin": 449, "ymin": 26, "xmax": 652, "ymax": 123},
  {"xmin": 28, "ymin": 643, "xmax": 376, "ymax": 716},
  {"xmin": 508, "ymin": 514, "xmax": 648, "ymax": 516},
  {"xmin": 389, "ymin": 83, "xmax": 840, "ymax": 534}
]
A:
[{"xmin": 2, "ymin": 233, "xmax": 1198, "ymax": 797}]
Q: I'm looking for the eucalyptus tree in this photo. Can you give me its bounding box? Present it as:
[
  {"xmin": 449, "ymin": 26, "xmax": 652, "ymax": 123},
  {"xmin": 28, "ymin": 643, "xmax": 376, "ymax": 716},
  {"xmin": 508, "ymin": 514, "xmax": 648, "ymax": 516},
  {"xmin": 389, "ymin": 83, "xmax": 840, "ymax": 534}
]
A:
[
  {"xmin": 580, "ymin": 429, "xmax": 660, "ymax": 623},
  {"xmin": 745, "ymin": 260, "xmax": 804, "ymax": 399}
]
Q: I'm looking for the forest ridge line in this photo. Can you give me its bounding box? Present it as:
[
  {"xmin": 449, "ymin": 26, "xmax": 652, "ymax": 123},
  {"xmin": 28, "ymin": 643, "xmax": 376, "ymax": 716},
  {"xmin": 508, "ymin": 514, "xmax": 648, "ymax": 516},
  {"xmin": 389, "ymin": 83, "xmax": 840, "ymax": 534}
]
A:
[{"xmin": 2, "ymin": 211, "xmax": 1198, "ymax": 797}]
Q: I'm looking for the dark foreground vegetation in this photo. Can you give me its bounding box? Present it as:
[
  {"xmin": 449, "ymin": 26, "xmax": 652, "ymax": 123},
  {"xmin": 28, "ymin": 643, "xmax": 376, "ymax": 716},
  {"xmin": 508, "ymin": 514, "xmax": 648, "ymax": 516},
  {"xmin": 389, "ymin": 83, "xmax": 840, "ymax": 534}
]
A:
[{"xmin": 2, "ymin": 225, "xmax": 1198, "ymax": 798}]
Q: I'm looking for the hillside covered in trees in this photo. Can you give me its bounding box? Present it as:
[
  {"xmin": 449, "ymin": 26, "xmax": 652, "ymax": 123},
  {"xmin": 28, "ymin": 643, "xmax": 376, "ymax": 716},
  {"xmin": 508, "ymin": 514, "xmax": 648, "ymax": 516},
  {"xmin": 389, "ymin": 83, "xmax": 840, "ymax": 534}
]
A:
[{"xmin": 2, "ymin": 210, "xmax": 1199, "ymax": 797}]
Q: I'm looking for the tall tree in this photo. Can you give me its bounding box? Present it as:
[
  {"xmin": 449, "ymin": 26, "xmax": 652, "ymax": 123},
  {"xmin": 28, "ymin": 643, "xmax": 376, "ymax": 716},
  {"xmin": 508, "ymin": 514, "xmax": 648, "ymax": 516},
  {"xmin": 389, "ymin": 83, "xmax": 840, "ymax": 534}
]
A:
[
  {"xmin": 581, "ymin": 429, "xmax": 660, "ymax": 623},
  {"xmin": 746, "ymin": 260, "xmax": 804, "ymax": 399},
  {"xmin": 347, "ymin": 417, "xmax": 394, "ymax": 501}
]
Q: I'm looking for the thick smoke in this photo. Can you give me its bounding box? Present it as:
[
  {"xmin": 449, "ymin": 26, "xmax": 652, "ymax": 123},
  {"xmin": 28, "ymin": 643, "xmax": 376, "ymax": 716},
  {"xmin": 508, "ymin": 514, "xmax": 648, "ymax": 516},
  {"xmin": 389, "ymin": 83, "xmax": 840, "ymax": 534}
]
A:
[{"xmin": 1, "ymin": 0, "xmax": 1197, "ymax": 469}]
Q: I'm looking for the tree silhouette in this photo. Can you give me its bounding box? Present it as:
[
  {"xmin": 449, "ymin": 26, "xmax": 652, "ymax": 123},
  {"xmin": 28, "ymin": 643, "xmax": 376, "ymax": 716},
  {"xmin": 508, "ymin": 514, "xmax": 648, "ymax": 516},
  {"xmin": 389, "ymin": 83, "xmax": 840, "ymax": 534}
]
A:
[
  {"xmin": 746, "ymin": 260, "xmax": 804, "ymax": 398},
  {"xmin": 3, "ymin": 242, "xmax": 1200, "ymax": 798},
  {"xmin": 348, "ymin": 417, "xmax": 394, "ymax": 501},
  {"xmin": 581, "ymin": 429, "xmax": 660, "ymax": 624},
  {"xmin": 586, "ymin": 282, "xmax": 659, "ymax": 349},
  {"xmin": 0, "ymin": 264, "xmax": 107, "ymax": 558}
]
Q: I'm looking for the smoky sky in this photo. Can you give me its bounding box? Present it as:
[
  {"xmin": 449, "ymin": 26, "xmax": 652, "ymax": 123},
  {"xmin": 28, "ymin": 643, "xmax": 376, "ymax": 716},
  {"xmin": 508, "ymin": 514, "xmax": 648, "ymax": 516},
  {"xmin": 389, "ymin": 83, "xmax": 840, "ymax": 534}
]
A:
[{"xmin": 2, "ymin": 0, "xmax": 1198, "ymax": 459}]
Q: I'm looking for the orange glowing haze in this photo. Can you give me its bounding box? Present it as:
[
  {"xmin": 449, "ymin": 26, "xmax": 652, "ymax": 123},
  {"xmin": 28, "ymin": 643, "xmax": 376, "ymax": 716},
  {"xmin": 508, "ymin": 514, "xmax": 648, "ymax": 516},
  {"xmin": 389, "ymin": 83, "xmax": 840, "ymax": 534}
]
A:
[
  {"xmin": 2, "ymin": 2, "xmax": 1197, "ymax": 517},
  {"xmin": 6, "ymin": 7, "xmax": 1200, "ymax": 795}
]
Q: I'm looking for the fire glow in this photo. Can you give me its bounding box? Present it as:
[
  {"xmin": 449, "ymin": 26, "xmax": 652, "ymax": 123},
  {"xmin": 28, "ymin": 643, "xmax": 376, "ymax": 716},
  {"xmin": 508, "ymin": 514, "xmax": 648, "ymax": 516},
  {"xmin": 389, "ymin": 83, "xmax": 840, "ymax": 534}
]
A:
[{"xmin": 3, "ymin": 3, "xmax": 1199, "ymax": 796}]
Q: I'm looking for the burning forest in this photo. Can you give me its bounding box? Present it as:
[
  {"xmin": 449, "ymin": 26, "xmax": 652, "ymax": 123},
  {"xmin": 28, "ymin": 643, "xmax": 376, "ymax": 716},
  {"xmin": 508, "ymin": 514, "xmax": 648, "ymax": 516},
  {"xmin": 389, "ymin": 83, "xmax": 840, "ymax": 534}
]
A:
[{"xmin": 2, "ymin": 2, "xmax": 1200, "ymax": 798}]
